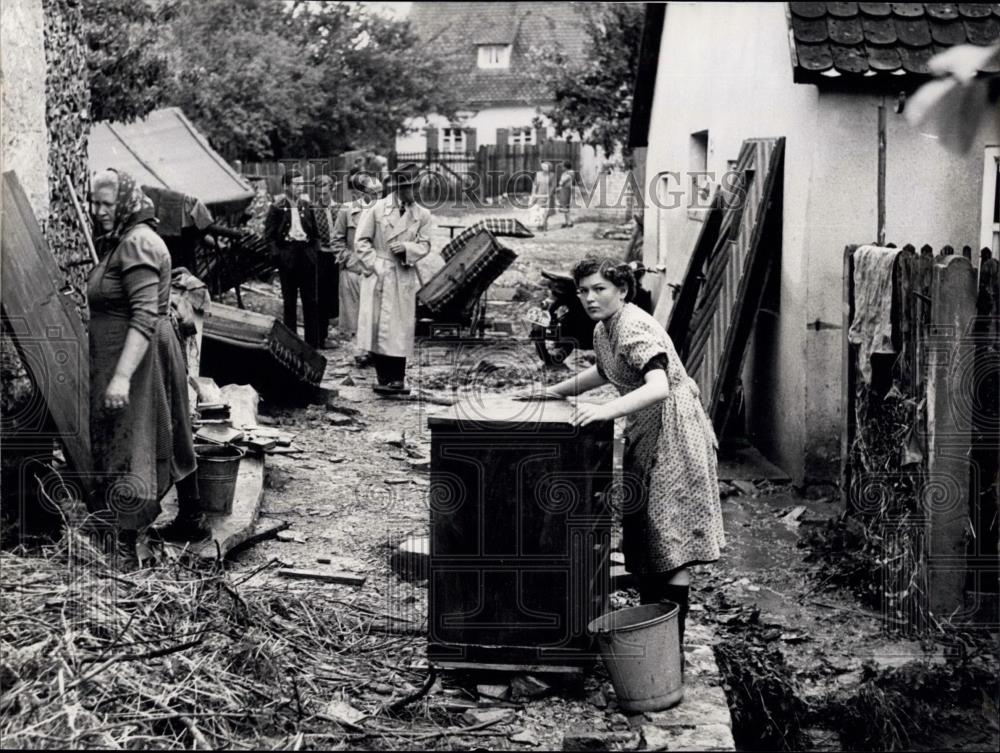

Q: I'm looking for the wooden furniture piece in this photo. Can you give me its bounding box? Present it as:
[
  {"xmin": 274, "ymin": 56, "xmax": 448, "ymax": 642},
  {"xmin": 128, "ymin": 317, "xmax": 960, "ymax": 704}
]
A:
[
  {"xmin": 427, "ymin": 396, "xmax": 613, "ymax": 671},
  {"xmin": 1, "ymin": 171, "xmax": 92, "ymax": 482},
  {"xmin": 200, "ymin": 302, "xmax": 326, "ymax": 399}
]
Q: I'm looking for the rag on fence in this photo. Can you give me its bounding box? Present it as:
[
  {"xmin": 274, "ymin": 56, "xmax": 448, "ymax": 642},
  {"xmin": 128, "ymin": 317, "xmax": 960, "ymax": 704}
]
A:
[{"xmin": 847, "ymin": 244, "xmax": 901, "ymax": 384}]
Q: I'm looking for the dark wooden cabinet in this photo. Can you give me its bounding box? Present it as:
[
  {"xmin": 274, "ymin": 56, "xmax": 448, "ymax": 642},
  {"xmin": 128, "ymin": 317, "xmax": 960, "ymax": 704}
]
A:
[{"xmin": 427, "ymin": 396, "xmax": 613, "ymax": 670}]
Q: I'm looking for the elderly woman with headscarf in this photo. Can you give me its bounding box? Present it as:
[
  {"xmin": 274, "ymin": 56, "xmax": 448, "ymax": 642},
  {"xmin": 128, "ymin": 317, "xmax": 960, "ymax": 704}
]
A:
[{"xmin": 88, "ymin": 169, "xmax": 208, "ymax": 560}]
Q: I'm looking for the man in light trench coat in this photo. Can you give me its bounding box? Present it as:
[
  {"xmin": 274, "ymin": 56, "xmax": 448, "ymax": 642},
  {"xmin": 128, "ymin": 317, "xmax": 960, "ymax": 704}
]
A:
[{"xmin": 354, "ymin": 162, "xmax": 432, "ymax": 394}]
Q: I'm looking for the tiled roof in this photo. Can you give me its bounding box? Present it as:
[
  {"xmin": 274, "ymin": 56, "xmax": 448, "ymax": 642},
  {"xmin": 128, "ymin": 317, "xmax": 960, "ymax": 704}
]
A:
[
  {"xmin": 788, "ymin": 3, "xmax": 1000, "ymax": 84},
  {"xmin": 407, "ymin": 1, "xmax": 593, "ymax": 108}
]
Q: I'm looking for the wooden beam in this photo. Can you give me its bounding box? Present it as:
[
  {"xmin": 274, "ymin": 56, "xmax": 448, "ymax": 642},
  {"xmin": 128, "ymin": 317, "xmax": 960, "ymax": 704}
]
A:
[
  {"xmin": 877, "ymin": 99, "xmax": 887, "ymax": 245},
  {"xmin": 924, "ymin": 255, "xmax": 977, "ymax": 619}
]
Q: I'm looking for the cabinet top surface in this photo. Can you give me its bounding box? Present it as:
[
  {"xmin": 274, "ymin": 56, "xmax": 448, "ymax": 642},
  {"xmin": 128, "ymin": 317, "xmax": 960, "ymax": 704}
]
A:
[{"xmin": 428, "ymin": 395, "xmax": 609, "ymax": 431}]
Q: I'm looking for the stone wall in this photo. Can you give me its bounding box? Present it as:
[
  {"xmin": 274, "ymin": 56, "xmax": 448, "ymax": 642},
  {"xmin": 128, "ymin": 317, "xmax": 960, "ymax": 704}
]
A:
[{"xmin": 1, "ymin": 0, "xmax": 49, "ymax": 216}]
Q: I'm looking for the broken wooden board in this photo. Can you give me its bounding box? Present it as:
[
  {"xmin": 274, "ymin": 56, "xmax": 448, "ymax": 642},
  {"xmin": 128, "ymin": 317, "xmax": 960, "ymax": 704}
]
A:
[
  {"xmin": 276, "ymin": 568, "xmax": 367, "ymax": 587},
  {"xmin": 1, "ymin": 171, "xmax": 91, "ymax": 478},
  {"xmin": 157, "ymin": 454, "xmax": 269, "ymax": 560}
]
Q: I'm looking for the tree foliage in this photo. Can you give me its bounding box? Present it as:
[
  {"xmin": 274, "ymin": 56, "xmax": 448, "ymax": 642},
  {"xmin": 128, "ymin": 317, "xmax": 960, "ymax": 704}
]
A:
[
  {"xmin": 157, "ymin": 0, "xmax": 456, "ymax": 160},
  {"xmin": 83, "ymin": 0, "xmax": 456, "ymax": 160},
  {"xmin": 533, "ymin": 3, "xmax": 645, "ymax": 163},
  {"xmin": 84, "ymin": 0, "xmax": 173, "ymax": 123}
]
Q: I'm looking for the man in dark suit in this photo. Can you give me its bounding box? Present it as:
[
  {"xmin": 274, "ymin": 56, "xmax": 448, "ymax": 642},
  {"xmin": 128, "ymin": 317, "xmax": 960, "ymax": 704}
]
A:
[{"xmin": 264, "ymin": 170, "xmax": 322, "ymax": 347}]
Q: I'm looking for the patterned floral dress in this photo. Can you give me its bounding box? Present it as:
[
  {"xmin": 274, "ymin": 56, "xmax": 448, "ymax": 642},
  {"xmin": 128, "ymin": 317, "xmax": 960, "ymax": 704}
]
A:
[{"xmin": 594, "ymin": 303, "xmax": 725, "ymax": 574}]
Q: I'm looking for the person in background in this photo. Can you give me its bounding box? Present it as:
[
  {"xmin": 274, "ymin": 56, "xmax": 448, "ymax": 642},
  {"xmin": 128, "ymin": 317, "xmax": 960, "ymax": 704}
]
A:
[
  {"xmin": 556, "ymin": 159, "xmax": 577, "ymax": 228},
  {"xmin": 332, "ymin": 170, "xmax": 380, "ymax": 366},
  {"xmin": 530, "ymin": 161, "xmax": 555, "ymax": 232},
  {"xmin": 88, "ymin": 168, "xmax": 208, "ymax": 562},
  {"xmin": 516, "ymin": 257, "xmax": 725, "ymax": 677},
  {"xmin": 264, "ymin": 170, "xmax": 322, "ymax": 348},
  {"xmin": 312, "ymin": 174, "xmax": 340, "ymax": 347},
  {"xmin": 354, "ymin": 162, "xmax": 432, "ymax": 394}
]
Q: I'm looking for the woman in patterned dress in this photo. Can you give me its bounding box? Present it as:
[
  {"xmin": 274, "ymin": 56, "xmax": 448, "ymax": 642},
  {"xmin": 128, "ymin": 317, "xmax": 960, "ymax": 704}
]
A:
[
  {"xmin": 89, "ymin": 169, "xmax": 207, "ymax": 562},
  {"xmin": 521, "ymin": 257, "xmax": 725, "ymax": 664}
]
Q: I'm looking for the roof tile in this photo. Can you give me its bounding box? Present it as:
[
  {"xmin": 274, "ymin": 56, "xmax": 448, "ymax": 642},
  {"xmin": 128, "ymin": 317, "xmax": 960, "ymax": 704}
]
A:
[
  {"xmin": 858, "ymin": 3, "xmax": 892, "ymax": 15},
  {"xmin": 797, "ymin": 42, "xmax": 836, "ymax": 70},
  {"xmin": 791, "ymin": 3, "xmax": 830, "ymax": 19},
  {"xmin": 929, "ymin": 18, "xmax": 970, "ymax": 42},
  {"xmin": 832, "ymin": 43, "xmax": 870, "ymax": 71},
  {"xmin": 925, "ymin": 3, "xmax": 960, "ymax": 19},
  {"xmin": 891, "ymin": 3, "xmax": 925, "ymax": 17},
  {"xmin": 789, "ymin": 2, "xmax": 1000, "ymax": 84},
  {"xmin": 795, "ymin": 17, "xmax": 830, "ymax": 42},
  {"xmin": 966, "ymin": 15, "xmax": 1000, "ymax": 42},
  {"xmin": 957, "ymin": 4, "xmax": 994, "ymax": 17},
  {"xmin": 899, "ymin": 44, "xmax": 933, "ymax": 72},
  {"xmin": 862, "ymin": 15, "xmax": 898, "ymax": 42},
  {"xmin": 827, "ymin": 2, "xmax": 860, "ymax": 16},
  {"xmin": 829, "ymin": 15, "xmax": 866, "ymax": 41},
  {"xmin": 894, "ymin": 16, "xmax": 933, "ymax": 44},
  {"xmin": 866, "ymin": 44, "xmax": 904, "ymax": 68},
  {"xmin": 407, "ymin": 2, "xmax": 592, "ymax": 108}
]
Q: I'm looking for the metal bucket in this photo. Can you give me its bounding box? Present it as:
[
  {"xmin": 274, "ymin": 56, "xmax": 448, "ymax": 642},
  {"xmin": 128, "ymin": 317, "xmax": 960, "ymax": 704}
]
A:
[
  {"xmin": 194, "ymin": 444, "xmax": 245, "ymax": 516},
  {"xmin": 587, "ymin": 602, "xmax": 683, "ymax": 712}
]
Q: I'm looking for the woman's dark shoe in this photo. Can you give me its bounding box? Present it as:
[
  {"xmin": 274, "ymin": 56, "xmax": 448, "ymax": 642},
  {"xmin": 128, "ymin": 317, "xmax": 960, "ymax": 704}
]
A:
[
  {"xmin": 152, "ymin": 512, "xmax": 212, "ymax": 542},
  {"xmin": 373, "ymin": 382, "xmax": 410, "ymax": 396}
]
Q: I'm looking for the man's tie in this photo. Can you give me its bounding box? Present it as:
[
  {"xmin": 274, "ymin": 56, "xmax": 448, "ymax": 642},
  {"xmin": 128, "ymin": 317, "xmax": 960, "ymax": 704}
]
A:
[{"xmin": 315, "ymin": 206, "xmax": 331, "ymax": 244}]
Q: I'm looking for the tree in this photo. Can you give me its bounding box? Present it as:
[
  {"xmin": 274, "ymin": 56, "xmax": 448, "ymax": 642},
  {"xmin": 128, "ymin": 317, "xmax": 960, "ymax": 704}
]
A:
[
  {"xmin": 293, "ymin": 2, "xmax": 458, "ymax": 156},
  {"xmin": 158, "ymin": 0, "xmax": 456, "ymax": 161},
  {"xmin": 84, "ymin": 0, "xmax": 173, "ymax": 123},
  {"xmin": 531, "ymin": 4, "xmax": 644, "ymax": 164}
]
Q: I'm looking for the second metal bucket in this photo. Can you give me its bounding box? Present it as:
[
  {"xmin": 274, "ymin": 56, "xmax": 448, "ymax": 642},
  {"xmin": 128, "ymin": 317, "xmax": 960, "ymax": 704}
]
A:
[
  {"xmin": 587, "ymin": 602, "xmax": 684, "ymax": 712},
  {"xmin": 194, "ymin": 444, "xmax": 245, "ymax": 516}
]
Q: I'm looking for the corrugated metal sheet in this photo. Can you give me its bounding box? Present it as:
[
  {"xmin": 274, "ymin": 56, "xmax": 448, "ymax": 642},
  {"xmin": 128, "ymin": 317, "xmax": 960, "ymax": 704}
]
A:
[{"xmin": 89, "ymin": 107, "xmax": 253, "ymax": 208}]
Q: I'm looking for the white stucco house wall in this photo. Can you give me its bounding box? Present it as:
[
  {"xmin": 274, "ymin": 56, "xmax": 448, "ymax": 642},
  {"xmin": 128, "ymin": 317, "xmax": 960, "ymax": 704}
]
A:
[{"xmin": 631, "ymin": 2, "xmax": 1000, "ymax": 485}]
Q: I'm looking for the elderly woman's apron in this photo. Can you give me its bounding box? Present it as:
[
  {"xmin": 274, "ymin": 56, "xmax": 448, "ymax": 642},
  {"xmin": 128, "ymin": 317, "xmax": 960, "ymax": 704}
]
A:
[
  {"xmin": 88, "ymin": 225, "xmax": 196, "ymax": 530},
  {"xmin": 594, "ymin": 303, "xmax": 725, "ymax": 575}
]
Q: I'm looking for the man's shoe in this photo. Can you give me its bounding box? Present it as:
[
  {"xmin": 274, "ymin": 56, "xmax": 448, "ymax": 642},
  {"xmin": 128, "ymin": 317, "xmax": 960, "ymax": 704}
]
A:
[{"xmin": 152, "ymin": 513, "xmax": 212, "ymax": 543}]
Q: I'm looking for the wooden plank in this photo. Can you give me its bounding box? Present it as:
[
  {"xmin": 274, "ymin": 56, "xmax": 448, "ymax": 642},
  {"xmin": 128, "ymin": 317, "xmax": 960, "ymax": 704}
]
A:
[
  {"xmin": 665, "ymin": 187, "xmax": 723, "ymax": 351},
  {"xmin": 1, "ymin": 171, "xmax": 92, "ymax": 479},
  {"xmin": 277, "ymin": 568, "xmax": 367, "ymax": 586},
  {"xmin": 841, "ymin": 246, "xmax": 858, "ymax": 511},
  {"xmin": 924, "ymin": 255, "xmax": 977, "ymax": 619},
  {"xmin": 709, "ymin": 141, "xmax": 785, "ymax": 434},
  {"xmin": 430, "ymin": 660, "xmax": 584, "ymax": 675}
]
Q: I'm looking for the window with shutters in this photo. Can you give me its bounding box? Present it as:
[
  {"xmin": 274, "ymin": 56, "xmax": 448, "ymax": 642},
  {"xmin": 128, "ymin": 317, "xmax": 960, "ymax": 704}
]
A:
[
  {"xmin": 441, "ymin": 128, "xmax": 467, "ymax": 153},
  {"xmin": 477, "ymin": 44, "xmax": 512, "ymax": 69},
  {"xmin": 509, "ymin": 127, "xmax": 536, "ymax": 146}
]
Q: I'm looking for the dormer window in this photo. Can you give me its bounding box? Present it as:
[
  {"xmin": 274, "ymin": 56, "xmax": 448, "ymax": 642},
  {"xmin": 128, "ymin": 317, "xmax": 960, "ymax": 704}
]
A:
[{"xmin": 478, "ymin": 44, "xmax": 512, "ymax": 69}]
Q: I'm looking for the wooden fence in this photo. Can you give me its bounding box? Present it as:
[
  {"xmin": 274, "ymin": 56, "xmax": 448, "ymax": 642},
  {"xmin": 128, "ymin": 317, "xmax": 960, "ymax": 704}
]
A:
[
  {"xmin": 392, "ymin": 141, "xmax": 581, "ymax": 202},
  {"xmin": 842, "ymin": 244, "xmax": 998, "ymax": 630}
]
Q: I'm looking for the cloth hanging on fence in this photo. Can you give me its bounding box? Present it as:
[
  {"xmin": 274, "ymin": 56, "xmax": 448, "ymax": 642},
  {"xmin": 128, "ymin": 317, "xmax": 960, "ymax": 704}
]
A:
[
  {"xmin": 848, "ymin": 244, "xmax": 900, "ymax": 384},
  {"xmin": 144, "ymin": 187, "xmax": 214, "ymax": 237}
]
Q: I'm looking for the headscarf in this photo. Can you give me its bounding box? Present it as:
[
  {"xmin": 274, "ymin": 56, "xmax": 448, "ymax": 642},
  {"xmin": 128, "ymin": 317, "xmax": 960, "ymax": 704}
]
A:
[{"xmin": 93, "ymin": 168, "xmax": 157, "ymax": 253}]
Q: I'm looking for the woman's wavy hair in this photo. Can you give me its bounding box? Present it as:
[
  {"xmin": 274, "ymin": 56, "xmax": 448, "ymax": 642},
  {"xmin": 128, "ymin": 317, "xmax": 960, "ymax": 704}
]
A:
[{"xmin": 571, "ymin": 257, "xmax": 637, "ymax": 302}]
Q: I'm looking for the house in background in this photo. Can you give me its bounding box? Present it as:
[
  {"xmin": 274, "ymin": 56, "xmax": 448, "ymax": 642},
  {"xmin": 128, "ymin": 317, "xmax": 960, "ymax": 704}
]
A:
[
  {"xmin": 630, "ymin": 2, "xmax": 1000, "ymax": 485},
  {"xmin": 398, "ymin": 1, "xmax": 619, "ymax": 184}
]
